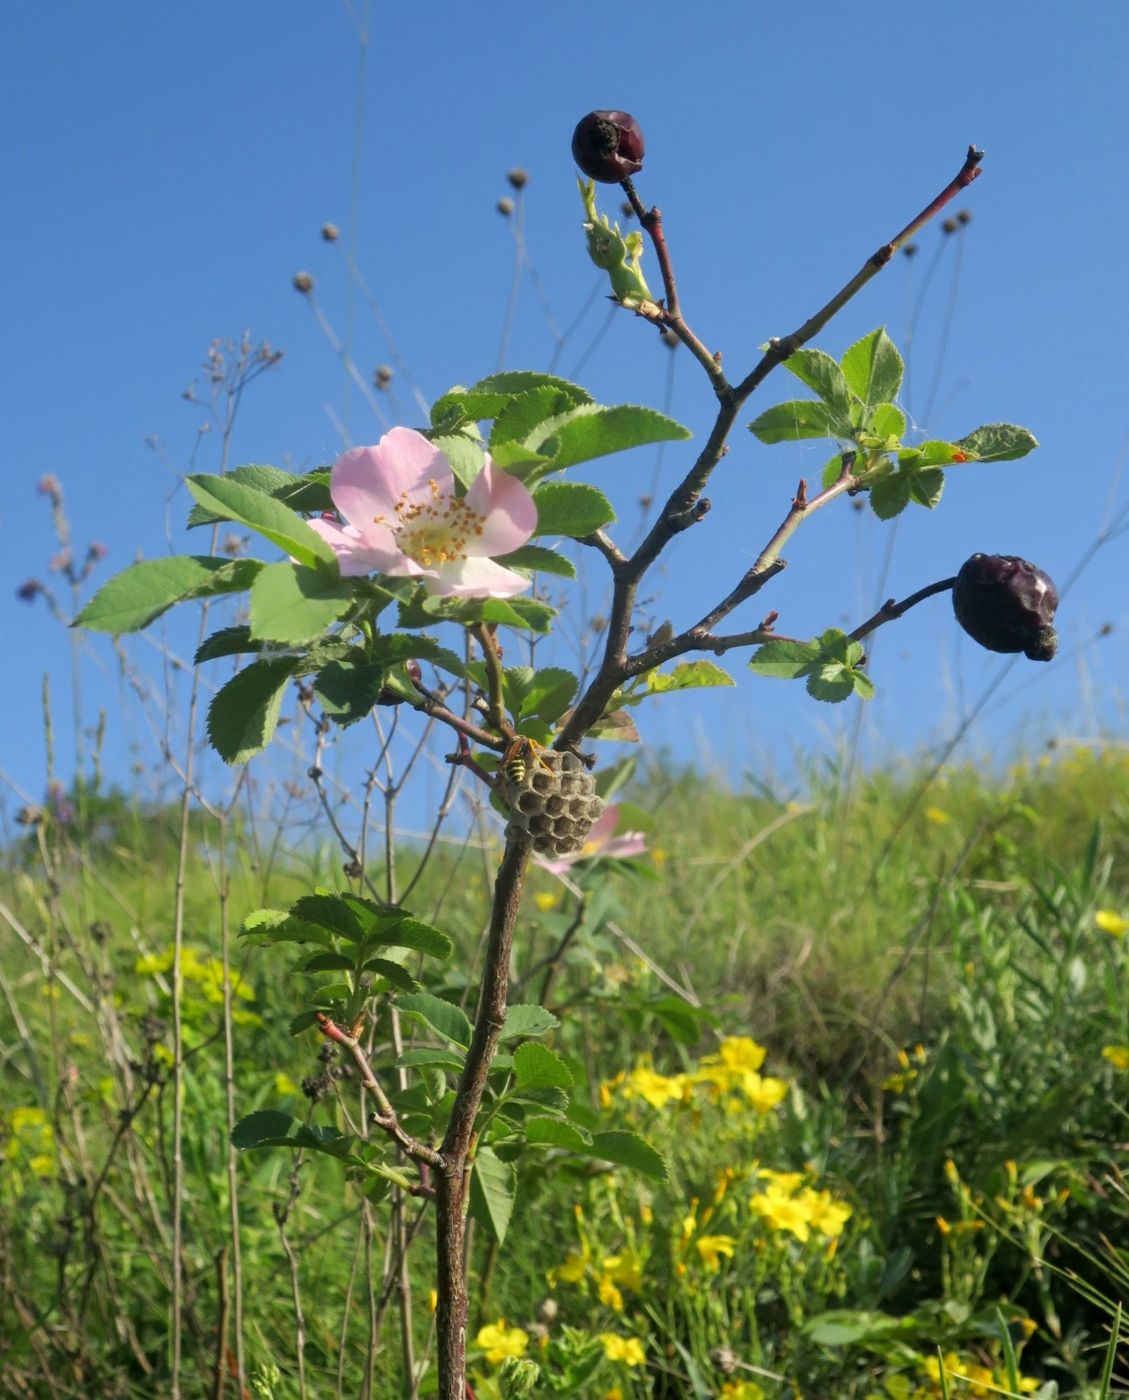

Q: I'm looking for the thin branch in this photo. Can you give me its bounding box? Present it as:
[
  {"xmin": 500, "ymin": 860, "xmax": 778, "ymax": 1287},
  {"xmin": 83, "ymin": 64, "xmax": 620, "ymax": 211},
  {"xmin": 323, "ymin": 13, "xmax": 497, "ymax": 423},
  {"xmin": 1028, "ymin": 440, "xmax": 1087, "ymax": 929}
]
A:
[
  {"xmin": 848, "ymin": 576, "xmax": 957, "ymax": 643},
  {"xmin": 621, "ymin": 176, "xmax": 728, "ymax": 392},
  {"xmin": 734, "ymin": 144, "xmax": 984, "ymax": 400},
  {"xmin": 316, "ymin": 1015, "xmax": 443, "ymax": 1173}
]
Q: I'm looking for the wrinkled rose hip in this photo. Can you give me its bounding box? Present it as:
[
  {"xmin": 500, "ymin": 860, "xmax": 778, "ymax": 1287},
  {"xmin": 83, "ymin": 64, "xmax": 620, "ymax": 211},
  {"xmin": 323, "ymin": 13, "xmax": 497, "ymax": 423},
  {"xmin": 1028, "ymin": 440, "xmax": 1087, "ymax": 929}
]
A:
[
  {"xmin": 571, "ymin": 111, "xmax": 645, "ymax": 183},
  {"xmin": 952, "ymin": 553, "xmax": 1059, "ymax": 661}
]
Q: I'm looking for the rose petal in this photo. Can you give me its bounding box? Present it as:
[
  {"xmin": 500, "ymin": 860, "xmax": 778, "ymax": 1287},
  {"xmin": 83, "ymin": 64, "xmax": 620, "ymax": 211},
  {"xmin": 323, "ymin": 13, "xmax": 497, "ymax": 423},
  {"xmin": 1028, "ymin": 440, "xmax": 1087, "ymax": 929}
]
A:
[
  {"xmin": 425, "ymin": 555, "xmax": 531, "ymax": 599},
  {"xmin": 332, "ymin": 428, "xmax": 453, "ymax": 537},
  {"xmin": 306, "ymin": 516, "xmax": 401, "ymax": 577},
  {"xmin": 463, "ymin": 456, "xmax": 538, "ymax": 557}
]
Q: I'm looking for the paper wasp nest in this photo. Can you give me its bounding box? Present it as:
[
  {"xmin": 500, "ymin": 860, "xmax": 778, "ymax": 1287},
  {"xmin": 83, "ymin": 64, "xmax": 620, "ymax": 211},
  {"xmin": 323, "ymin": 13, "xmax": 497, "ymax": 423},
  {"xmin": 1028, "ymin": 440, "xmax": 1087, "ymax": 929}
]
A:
[{"xmin": 501, "ymin": 747, "xmax": 604, "ymax": 857}]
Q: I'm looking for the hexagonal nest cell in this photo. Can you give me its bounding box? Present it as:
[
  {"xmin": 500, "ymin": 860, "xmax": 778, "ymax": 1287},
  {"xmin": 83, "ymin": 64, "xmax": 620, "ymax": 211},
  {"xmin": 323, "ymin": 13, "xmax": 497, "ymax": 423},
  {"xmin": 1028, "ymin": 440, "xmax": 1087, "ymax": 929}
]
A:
[{"xmin": 500, "ymin": 747, "xmax": 604, "ymax": 857}]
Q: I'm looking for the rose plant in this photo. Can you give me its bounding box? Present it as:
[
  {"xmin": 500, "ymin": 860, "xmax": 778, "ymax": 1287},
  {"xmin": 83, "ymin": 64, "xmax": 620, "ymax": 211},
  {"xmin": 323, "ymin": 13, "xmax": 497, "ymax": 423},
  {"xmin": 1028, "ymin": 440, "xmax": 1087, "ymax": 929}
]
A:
[{"xmin": 76, "ymin": 111, "xmax": 1054, "ymax": 1399}]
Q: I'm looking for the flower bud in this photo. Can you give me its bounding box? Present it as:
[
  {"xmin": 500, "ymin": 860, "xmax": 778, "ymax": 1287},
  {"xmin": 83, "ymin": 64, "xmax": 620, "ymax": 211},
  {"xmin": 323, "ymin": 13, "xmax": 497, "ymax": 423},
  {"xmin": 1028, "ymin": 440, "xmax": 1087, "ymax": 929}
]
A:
[
  {"xmin": 321, "ymin": 222, "xmax": 339, "ymax": 242},
  {"xmin": 499, "ymin": 1358, "xmax": 541, "ymax": 1397},
  {"xmin": 497, "ymin": 196, "xmax": 515, "ymax": 217},
  {"xmin": 571, "ymin": 110, "xmax": 645, "ymax": 183},
  {"xmin": 507, "ymin": 167, "xmax": 528, "ymax": 190},
  {"xmin": 292, "ymin": 271, "xmax": 314, "ymax": 294},
  {"xmin": 952, "ymin": 553, "xmax": 1059, "ymax": 661}
]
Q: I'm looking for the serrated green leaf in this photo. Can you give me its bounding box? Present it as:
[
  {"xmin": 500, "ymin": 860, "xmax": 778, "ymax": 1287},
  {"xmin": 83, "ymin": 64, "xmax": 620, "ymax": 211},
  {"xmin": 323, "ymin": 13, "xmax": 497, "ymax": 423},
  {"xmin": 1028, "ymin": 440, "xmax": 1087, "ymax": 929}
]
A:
[
  {"xmin": 585, "ymin": 1130, "xmax": 668, "ymax": 1181},
  {"xmin": 841, "ymin": 328, "xmax": 904, "ymax": 409},
  {"xmin": 206, "ymin": 658, "xmax": 297, "ymax": 763},
  {"xmin": 231, "ymin": 1110, "xmax": 360, "ymax": 1161},
  {"xmin": 186, "ymin": 475, "xmax": 337, "ymax": 571},
  {"xmin": 899, "ymin": 439, "xmax": 962, "ymax": 468},
  {"xmin": 299, "ymin": 951, "xmax": 355, "ymax": 973},
  {"xmin": 470, "ymin": 1147, "xmax": 516, "ymax": 1245},
  {"xmin": 379, "ymin": 917, "xmax": 453, "ymax": 961},
  {"xmin": 531, "ymin": 481, "xmax": 616, "ymax": 538},
  {"xmin": 291, "ymin": 893, "xmax": 367, "ymax": 941},
  {"xmin": 851, "ymin": 670, "xmax": 876, "ymax": 700},
  {"xmin": 195, "ymin": 625, "xmax": 262, "ymax": 664},
  {"xmin": 646, "ymin": 660, "xmax": 734, "ymax": 695},
  {"xmin": 806, "ymin": 662, "xmax": 855, "ymax": 703},
  {"xmin": 748, "ymin": 639, "xmax": 821, "ymax": 679},
  {"xmin": 490, "ymin": 386, "xmax": 584, "ymax": 448},
  {"xmin": 908, "ymin": 467, "xmax": 945, "ymax": 509},
  {"xmin": 525, "ymin": 1116, "xmax": 592, "ymax": 1150},
  {"xmin": 815, "ymin": 628, "xmax": 851, "ymax": 662},
  {"xmin": 520, "ymin": 667, "xmax": 578, "ymax": 724},
  {"xmin": 240, "ymin": 908, "xmax": 333, "ymax": 947},
  {"xmin": 525, "ymin": 403, "xmax": 691, "ymax": 475},
  {"xmin": 820, "ymin": 454, "xmax": 847, "ymax": 490},
  {"xmin": 396, "ymin": 1047, "xmax": 465, "ymax": 1072},
  {"xmin": 782, "ymin": 348, "xmax": 854, "ymax": 425},
  {"xmin": 186, "ymin": 464, "xmax": 333, "ymax": 525},
  {"xmin": 249, "ymin": 562, "xmax": 352, "ymax": 645},
  {"xmin": 361, "ymin": 958, "xmax": 420, "ymax": 992},
  {"xmin": 368, "ymin": 632, "xmax": 464, "ymax": 674},
  {"xmin": 491, "ymin": 596, "xmax": 557, "ymax": 634},
  {"xmin": 956, "ymin": 423, "xmax": 1039, "ymax": 462},
  {"xmin": 869, "ymin": 472, "xmax": 913, "ymax": 520},
  {"xmin": 469, "ymin": 370, "xmax": 593, "ymax": 403},
  {"xmin": 75, "ymin": 556, "xmax": 263, "ymax": 634},
  {"xmin": 499, "ymin": 1005, "xmax": 560, "ymax": 1042},
  {"xmin": 493, "ymin": 544, "xmax": 577, "ymax": 579},
  {"xmin": 313, "ymin": 658, "xmax": 387, "ymax": 727},
  {"xmin": 748, "ymin": 400, "xmax": 842, "ymax": 444},
  {"xmin": 870, "ymin": 403, "xmax": 907, "ymax": 439},
  {"xmin": 514, "ymin": 1042, "xmax": 574, "ymax": 1091},
  {"xmin": 429, "ymin": 434, "xmax": 485, "ymax": 490},
  {"xmin": 396, "ymin": 992, "xmax": 472, "ymax": 1048}
]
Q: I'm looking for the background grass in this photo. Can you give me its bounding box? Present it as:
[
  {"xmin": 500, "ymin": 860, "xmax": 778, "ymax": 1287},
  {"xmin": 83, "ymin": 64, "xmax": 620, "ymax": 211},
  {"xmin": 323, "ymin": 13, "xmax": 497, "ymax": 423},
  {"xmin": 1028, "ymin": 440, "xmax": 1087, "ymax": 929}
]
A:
[{"xmin": 2, "ymin": 743, "xmax": 1127, "ymax": 1397}]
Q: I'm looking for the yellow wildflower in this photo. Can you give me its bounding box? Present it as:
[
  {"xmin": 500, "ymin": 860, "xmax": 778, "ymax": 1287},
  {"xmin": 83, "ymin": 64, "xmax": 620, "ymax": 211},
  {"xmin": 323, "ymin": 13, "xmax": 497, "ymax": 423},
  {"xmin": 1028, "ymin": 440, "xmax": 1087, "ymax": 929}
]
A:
[
  {"xmin": 274, "ymin": 1073, "xmax": 299, "ymax": 1097},
  {"xmin": 1102, "ymin": 1045, "xmax": 1129, "ymax": 1070},
  {"xmin": 602, "ymin": 1249, "xmax": 643, "ymax": 1293},
  {"xmin": 428, "ymin": 1289, "xmax": 438, "ymax": 1314},
  {"xmin": 695, "ymin": 1234, "xmax": 737, "ymax": 1271},
  {"xmin": 475, "ymin": 1320, "xmax": 528, "ymax": 1366},
  {"xmin": 721, "ymin": 1383, "xmax": 765, "ymax": 1400},
  {"xmin": 597, "ymin": 1274, "xmax": 624, "ymax": 1311},
  {"xmin": 804, "ymin": 1189, "xmax": 852, "ymax": 1238},
  {"xmin": 1095, "ymin": 909, "xmax": 1129, "ymax": 937},
  {"xmin": 29, "ymin": 1154, "xmax": 55, "ymax": 1178},
  {"xmin": 713, "ymin": 1037, "xmax": 767, "ymax": 1073},
  {"xmin": 618, "ymin": 1065, "xmax": 687, "ymax": 1109},
  {"xmin": 651, "ymin": 847, "xmax": 667, "ymax": 869},
  {"xmin": 924, "ymin": 806, "xmax": 950, "ymax": 825},
  {"xmin": 551, "ymin": 1245, "xmax": 589, "ymax": 1285},
  {"xmin": 534, "ymin": 891, "xmax": 558, "ymax": 912},
  {"xmin": 740, "ymin": 1072, "xmax": 789, "ymax": 1114},
  {"xmin": 639, "ymin": 1201, "xmax": 653, "ymax": 1226},
  {"xmin": 8, "ymin": 1107, "xmax": 48, "ymax": 1133},
  {"xmin": 935, "ymin": 1216, "xmax": 952, "ymax": 1235},
  {"xmin": 599, "ymin": 1334, "xmax": 646, "ymax": 1367},
  {"xmin": 750, "ymin": 1184, "xmax": 814, "ymax": 1241},
  {"xmin": 755, "ymin": 1168, "xmax": 803, "ymax": 1193}
]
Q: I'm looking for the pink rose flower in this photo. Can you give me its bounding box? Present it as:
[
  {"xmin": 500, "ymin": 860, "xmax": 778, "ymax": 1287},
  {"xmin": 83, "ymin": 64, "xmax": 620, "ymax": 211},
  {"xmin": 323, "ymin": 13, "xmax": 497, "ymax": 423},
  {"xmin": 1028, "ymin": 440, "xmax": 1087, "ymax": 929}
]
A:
[{"xmin": 307, "ymin": 427, "xmax": 537, "ymax": 598}]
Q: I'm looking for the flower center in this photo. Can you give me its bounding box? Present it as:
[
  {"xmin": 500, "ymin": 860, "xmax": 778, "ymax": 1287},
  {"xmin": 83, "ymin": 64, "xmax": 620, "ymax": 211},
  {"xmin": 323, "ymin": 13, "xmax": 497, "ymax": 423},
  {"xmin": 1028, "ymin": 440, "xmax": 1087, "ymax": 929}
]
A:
[{"xmin": 379, "ymin": 480, "xmax": 486, "ymax": 569}]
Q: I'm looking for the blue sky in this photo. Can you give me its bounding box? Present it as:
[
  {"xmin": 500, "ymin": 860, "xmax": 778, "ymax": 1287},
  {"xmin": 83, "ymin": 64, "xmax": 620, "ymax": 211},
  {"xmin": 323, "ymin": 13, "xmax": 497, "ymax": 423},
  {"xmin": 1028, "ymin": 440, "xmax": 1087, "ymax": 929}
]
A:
[{"xmin": 4, "ymin": 2, "xmax": 1128, "ymax": 817}]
